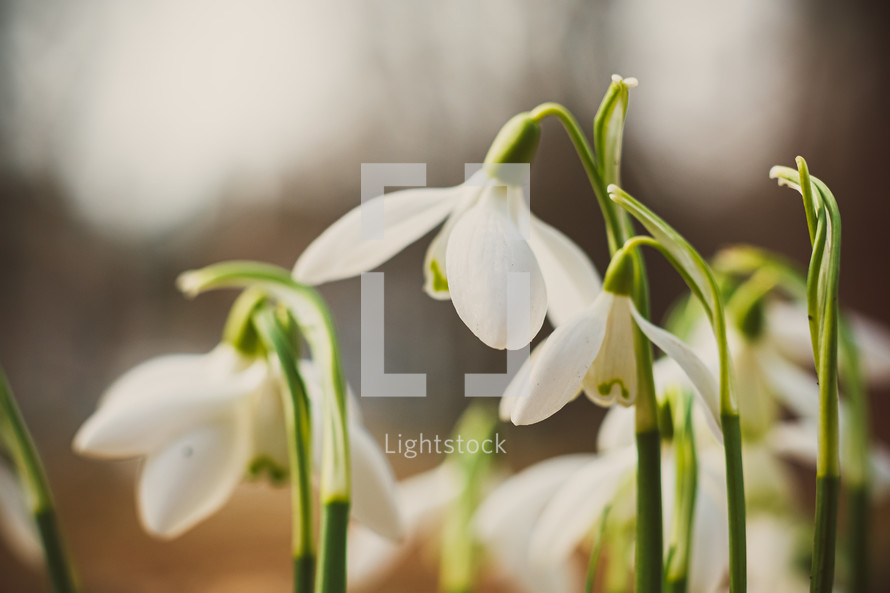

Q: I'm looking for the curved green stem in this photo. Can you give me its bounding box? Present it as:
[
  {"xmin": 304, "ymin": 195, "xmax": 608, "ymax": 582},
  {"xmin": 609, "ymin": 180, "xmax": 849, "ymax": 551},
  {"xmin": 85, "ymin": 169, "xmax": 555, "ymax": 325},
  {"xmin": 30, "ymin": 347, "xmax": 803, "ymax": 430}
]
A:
[
  {"xmin": 534, "ymin": 90, "xmax": 663, "ymax": 593},
  {"xmin": 609, "ymin": 190, "xmax": 747, "ymax": 593},
  {"xmin": 178, "ymin": 262, "xmax": 351, "ymax": 593},
  {"xmin": 529, "ymin": 102, "xmax": 622, "ymax": 254},
  {"xmin": 771, "ymin": 160, "xmax": 841, "ymax": 593},
  {"xmin": 0, "ymin": 368, "xmax": 78, "ymax": 593},
  {"xmin": 253, "ymin": 308, "xmax": 316, "ymax": 593}
]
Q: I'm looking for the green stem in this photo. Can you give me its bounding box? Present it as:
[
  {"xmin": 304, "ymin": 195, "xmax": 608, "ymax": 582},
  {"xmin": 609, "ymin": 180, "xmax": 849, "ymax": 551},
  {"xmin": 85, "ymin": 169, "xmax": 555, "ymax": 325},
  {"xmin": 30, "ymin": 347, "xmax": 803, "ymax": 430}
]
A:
[
  {"xmin": 316, "ymin": 499, "xmax": 350, "ymax": 593},
  {"xmin": 839, "ymin": 318, "xmax": 870, "ymax": 593},
  {"xmin": 0, "ymin": 368, "xmax": 78, "ymax": 593},
  {"xmin": 253, "ymin": 308, "xmax": 316, "ymax": 593},
  {"xmin": 178, "ymin": 262, "xmax": 352, "ymax": 593},
  {"xmin": 666, "ymin": 392, "xmax": 697, "ymax": 593},
  {"xmin": 845, "ymin": 485, "xmax": 869, "ymax": 593},
  {"xmin": 810, "ymin": 176, "xmax": 841, "ymax": 593},
  {"xmin": 636, "ymin": 429, "xmax": 663, "ymax": 593}
]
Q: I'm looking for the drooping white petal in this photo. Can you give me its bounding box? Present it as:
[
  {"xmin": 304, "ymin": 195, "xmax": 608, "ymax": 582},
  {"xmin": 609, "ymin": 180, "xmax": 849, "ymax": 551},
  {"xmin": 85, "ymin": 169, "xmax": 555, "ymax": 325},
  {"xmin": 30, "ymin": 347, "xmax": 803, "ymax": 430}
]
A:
[
  {"xmin": 510, "ymin": 293, "xmax": 613, "ymax": 425},
  {"xmin": 596, "ymin": 405, "xmax": 636, "ymax": 452},
  {"xmin": 498, "ymin": 341, "xmax": 543, "ymax": 421},
  {"xmin": 0, "ymin": 463, "xmax": 41, "ymax": 565},
  {"xmin": 475, "ymin": 455, "xmax": 589, "ymax": 593},
  {"xmin": 766, "ymin": 421, "xmax": 818, "ymax": 466},
  {"xmin": 475, "ymin": 454, "xmax": 591, "ymax": 544},
  {"xmin": 583, "ymin": 295, "xmax": 638, "ymax": 407},
  {"xmin": 529, "ymin": 447, "xmax": 636, "ymax": 564},
  {"xmin": 849, "ymin": 312, "xmax": 890, "ymax": 386},
  {"xmin": 527, "ymin": 215, "xmax": 601, "ymax": 327},
  {"xmin": 445, "ymin": 187, "xmax": 548, "ymax": 350},
  {"xmin": 137, "ymin": 410, "xmax": 252, "ymax": 538},
  {"xmin": 247, "ymin": 373, "xmax": 289, "ymax": 474},
  {"xmin": 631, "ymin": 304, "xmax": 722, "ymax": 443},
  {"xmin": 757, "ymin": 349, "xmax": 819, "ymax": 420},
  {"xmin": 422, "ymin": 179, "xmax": 484, "ymax": 299},
  {"xmin": 74, "ymin": 348, "xmax": 266, "ymax": 458},
  {"xmin": 293, "ymin": 185, "xmax": 467, "ymax": 285},
  {"xmin": 349, "ymin": 425, "xmax": 404, "ymax": 540}
]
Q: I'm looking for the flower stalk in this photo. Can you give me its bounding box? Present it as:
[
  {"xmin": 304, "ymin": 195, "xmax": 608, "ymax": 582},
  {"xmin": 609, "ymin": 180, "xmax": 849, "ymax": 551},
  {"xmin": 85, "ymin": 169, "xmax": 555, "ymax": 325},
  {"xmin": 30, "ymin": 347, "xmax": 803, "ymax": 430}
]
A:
[
  {"xmin": 607, "ymin": 186, "xmax": 747, "ymax": 593},
  {"xmin": 0, "ymin": 368, "xmax": 78, "ymax": 593},
  {"xmin": 530, "ymin": 75, "xmax": 663, "ymax": 593},
  {"xmin": 770, "ymin": 157, "xmax": 841, "ymax": 593},
  {"xmin": 253, "ymin": 306, "xmax": 316, "ymax": 593}
]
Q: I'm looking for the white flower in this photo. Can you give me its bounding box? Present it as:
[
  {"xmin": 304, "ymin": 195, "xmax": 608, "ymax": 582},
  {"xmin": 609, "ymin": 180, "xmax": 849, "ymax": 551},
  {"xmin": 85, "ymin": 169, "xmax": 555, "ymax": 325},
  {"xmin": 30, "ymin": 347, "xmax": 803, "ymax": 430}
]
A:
[
  {"xmin": 347, "ymin": 464, "xmax": 462, "ymax": 591},
  {"xmin": 507, "ymin": 288, "xmax": 721, "ymax": 440},
  {"xmin": 475, "ymin": 432, "xmax": 730, "ymax": 593},
  {"xmin": 293, "ymin": 165, "xmax": 600, "ymax": 350},
  {"xmin": 74, "ymin": 344, "xmax": 402, "ymax": 540},
  {"xmin": 0, "ymin": 461, "xmax": 41, "ymax": 565},
  {"xmin": 766, "ymin": 299, "xmax": 890, "ymax": 386}
]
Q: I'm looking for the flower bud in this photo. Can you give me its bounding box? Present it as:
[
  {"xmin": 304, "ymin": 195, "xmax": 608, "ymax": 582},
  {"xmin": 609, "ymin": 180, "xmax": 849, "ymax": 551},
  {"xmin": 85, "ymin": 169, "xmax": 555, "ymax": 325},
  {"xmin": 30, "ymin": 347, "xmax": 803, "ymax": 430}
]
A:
[{"xmin": 483, "ymin": 112, "xmax": 541, "ymax": 166}]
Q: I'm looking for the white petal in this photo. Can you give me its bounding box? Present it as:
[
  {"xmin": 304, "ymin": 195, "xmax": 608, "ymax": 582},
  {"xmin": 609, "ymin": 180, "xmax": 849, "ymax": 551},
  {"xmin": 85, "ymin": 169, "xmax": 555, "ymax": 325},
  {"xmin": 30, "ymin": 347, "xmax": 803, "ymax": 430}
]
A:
[
  {"xmin": 475, "ymin": 456, "xmax": 589, "ymax": 593},
  {"xmin": 247, "ymin": 373, "xmax": 289, "ymax": 473},
  {"xmin": 348, "ymin": 464, "xmax": 459, "ymax": 589},
  {"xmin": 583, "ymin": 296, "xmax": 638, "ymax": 407},
  {"xmin": 766, "ymin": 421, "xmax": 818, "ymax": 467},
  {"xmin": 510, "ymin": 293, "xmax": 613, "ymax": 425},
  {"xmin": 349, "ymin": 425, "xmax": 403, "ymax": 540},
  {"xmin": 529, "ymin": 447, "xmax": 636, "ymax": 563},
  {"xmin": 498, "ymin": 341, "xmax": 544, "ymax": 421},
  {"xmin": 293, "ymin": 185, "xmax": 466, "ymax": 285},
  {"xmin": 689, "ymin": 466, "xmax": 730, "ymax": 593},
  {"xmin": 596, "ymin": 405, "xmax": 636, "ymax": 452},
  {"xmin": 0, "ymin": 463, "xmax": 41, "ymax": 565},
  {"xmin": 74, "ymin": 348, "xmax": 266, "ymax": 458},
  {"xmin": 631, "ymin": 304, "xmax": 722, "ymax": 443},
  {"xmin": 138, "ymin": 410, "xmax": 251, "ymax": 538},
  {"xmin": 849, "ymin": 313, "xmax": 890, "ymax": 386},
  {"xmin": 445, "ymin": 187, "xmax": 547, "ymax": 350},
  {"xmin": 422, "ymin": 182, "xmax": 484, "ymax": 299},
  {"xmin": 475, "ymin": 454, "xmax": 591, "ymax": 545},
  {"xmin": 528, "ymin": 215, "xmax": 601, "ymax": 327},
  {"xmin": 758, "ymin": 350, "xmax": 820, "ymax": 420}
]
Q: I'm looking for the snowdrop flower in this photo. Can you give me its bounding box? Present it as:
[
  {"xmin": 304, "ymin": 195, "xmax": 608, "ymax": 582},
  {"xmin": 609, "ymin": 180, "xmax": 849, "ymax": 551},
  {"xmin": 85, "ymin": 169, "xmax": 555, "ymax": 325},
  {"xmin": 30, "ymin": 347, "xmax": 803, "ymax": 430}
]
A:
[
  {"xmin": 476, "ymin": 424, "xmax": 730, "ymax": 593},
  {"xmin": 508, "ymin": 249, "xmax": 721, "ymax": 441},
  {"xmin": 0, "ymin": 461, "xmax": 41, "ymax": 565},
  {"xmin": 74, "ymin": 343, "xmax": 401, "ymax": 539},
  {"xmin": 293, "ymin": 113, "xmax": 600, "ymax": 349}
]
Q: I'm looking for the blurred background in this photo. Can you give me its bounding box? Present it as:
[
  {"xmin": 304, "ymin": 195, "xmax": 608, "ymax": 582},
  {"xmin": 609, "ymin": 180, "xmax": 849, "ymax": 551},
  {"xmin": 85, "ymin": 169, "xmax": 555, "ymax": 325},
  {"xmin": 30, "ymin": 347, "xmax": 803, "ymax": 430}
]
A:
[{"xmin": 1, "ymin": 0, "xmax": 889, "ymax": 591}]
